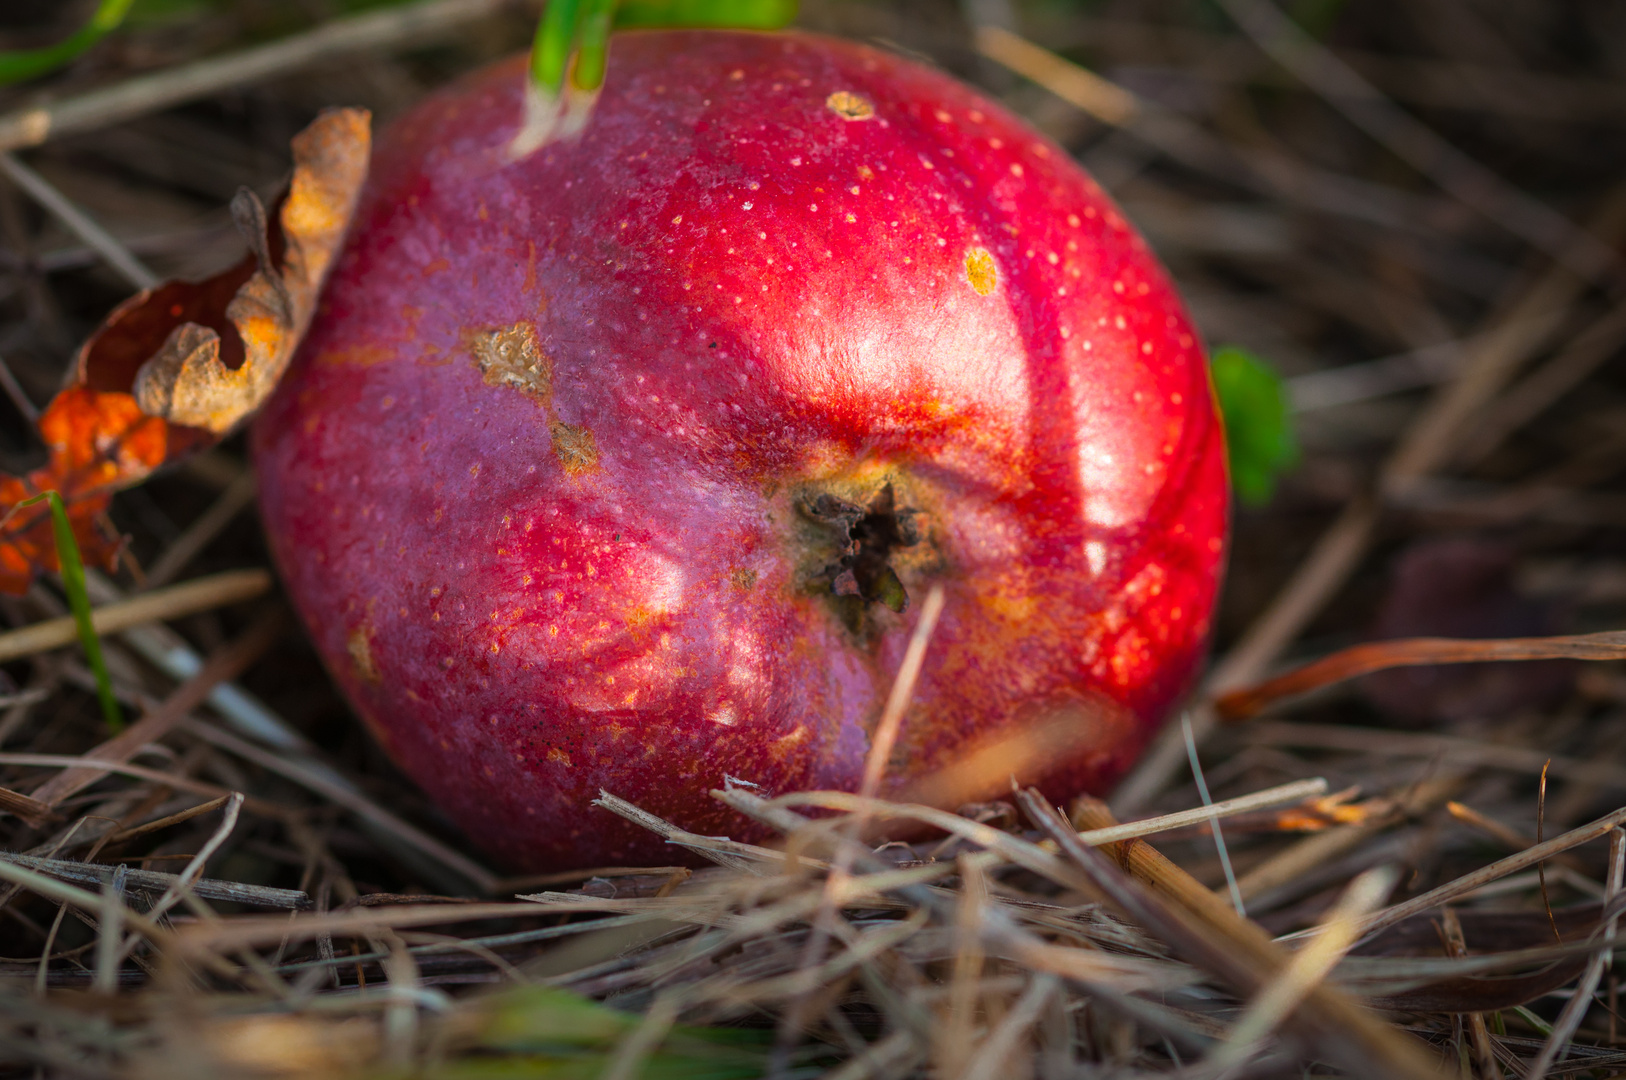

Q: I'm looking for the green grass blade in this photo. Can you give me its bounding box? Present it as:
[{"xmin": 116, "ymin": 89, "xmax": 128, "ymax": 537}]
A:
[
  {"xmin": 613, "ymin": 0, "xmax": 798, "ymax": 29},
  {"xmin": 10, "ymin": 492, "xmax": 123, "ymax": 732},
  {"xmin": 1511, "ymin": 1005, "xmax": 1555, "ymax": 1038},
  {"xmin": 0, "ymin": 0, "xmax": 136, "ymax": 87}
]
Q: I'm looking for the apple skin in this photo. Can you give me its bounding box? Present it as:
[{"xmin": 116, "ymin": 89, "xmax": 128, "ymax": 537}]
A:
[{"xmin": 252, "ymin": 30, "xmax": 1228, "ymax": 871}]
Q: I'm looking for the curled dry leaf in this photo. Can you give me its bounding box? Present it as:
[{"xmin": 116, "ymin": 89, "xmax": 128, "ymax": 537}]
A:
[{"xmin": 0, "ymin": 107, "xmax": 370, "ymax": 595}]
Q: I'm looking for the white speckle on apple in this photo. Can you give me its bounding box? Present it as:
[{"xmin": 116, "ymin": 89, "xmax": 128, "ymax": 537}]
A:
[{"xmin": 1085, "ymin": 540, "xmax": 1107, "ymax": 576}]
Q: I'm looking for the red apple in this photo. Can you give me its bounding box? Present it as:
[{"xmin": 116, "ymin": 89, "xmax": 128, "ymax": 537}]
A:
[{"xmin": 252, "ymin": 30, "xmax": 1228, "ymax": 871}]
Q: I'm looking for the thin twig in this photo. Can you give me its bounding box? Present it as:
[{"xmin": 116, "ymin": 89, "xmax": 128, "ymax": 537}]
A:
[
  {"xmin": 973, "ymin": 25, "xmax": 1440, "ymax": 233},
  {"xmin": 143, "ymin": 473, "xmax": 259, "ymax": 589},
  {"xmin": 0, "ymin": 569, "xmax": 272, "ymax": 663},
  {"xmin": 773, "ymin": 586, "xmax": 945, "ymax": 1079},
  {"xmin": 1215, "ymin": 0, "xmax": 1625, "ymax": 286},
  {"xmin": 1079, "ymin": 777, "xmax": 1329, "ymax": 845},
  {"xmin": 1183, "ymin": 712, "xmax": 1244, "ymax": 916},
  {"xmin": 147, "ymin": 791, "xmax": 243, "ymax": 922},
  {"xmin": 1290, "ymin": 804, "xmax": 1626, "ymax": 944},
  {"xmin": 27, "ymin": 609, "xmax": 282, "ymax": 812},
  {"xmin": 179, "ymin": 717, "xmax": 499, "ymax": 893},
  {"xmin": 957, "ymin": 973, "xmax": 1060, "ymax": 1080},
  {"xmin": 0, "ymin": 849, "xmax": 308, "ymax": 909},
  {"xmin": 1207, "ymin": 865, "xmax": 1398, "ymax": 1073},
  {"xmin": 0, "ymin": 0, "xmax": 527, "ymax": 154},
  {"xmin": 0, "ymin": 350, "xmax": 39, "ymax": 423},
  {"xmin": 1524, "ymin": 828, "xmax": 1625, "ymax": 1078},
  {"xmin": 1216, "ymin": 628, "xmax": 1626, "ymax": 720},
  {"xmin": 1116, "ymin": 194, "xmax": 1626, "ymax": 810},
  {"xmin": 0, "ymin": 152, "xmax": 158, "ymax": 290},
  {"xmin": 0, "ymin": 856, "xmax": 172, "ymax": 945},
  {"xmin": 1037, "ymin": 792, "xmax": 1443, "ymax": 1080},
  {"xmin": 859, "ymin": 586, "xmax": 946, "ymax": 800},
  {"xmin": 104, "ymin": 794, "xmax": 231, "ymax": 846}
]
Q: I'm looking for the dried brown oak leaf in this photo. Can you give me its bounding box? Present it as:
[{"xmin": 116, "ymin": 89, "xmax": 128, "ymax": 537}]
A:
[{"xmin": 0, "ymin": 107, "xmax": 370, "ymax": 595}]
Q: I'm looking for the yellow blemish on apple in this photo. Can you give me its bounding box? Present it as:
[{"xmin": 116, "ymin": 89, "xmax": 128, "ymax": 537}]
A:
[
  {"xmin": 623, "ymin": 604, "xmax": 657, "ymax": 641},
  {"xmin": 771, "ymin": 725, "xmax": 811, "ymax": 757},
  {"xmin": 965, "ymin": 248, "xmax": 997, "ymax": 295},
  {"xmin": 980, "ymin": 586, "xmax": 1038, "ymax": 624},
  {"xmin": 547, "ymin": 747, "xmax": 572, "ymax": 766},
  {"xmin": 825, "ymin": 90, "xmax": 874, "ymax": 120},
  {"xmin": 347, "ymin": 625, "xmax": 380, "ymax": 683}
]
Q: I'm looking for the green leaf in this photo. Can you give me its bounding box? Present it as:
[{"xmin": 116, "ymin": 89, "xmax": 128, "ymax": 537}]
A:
[
  {"xmin": 0, "ymin": 0, "xmax": 136, "ymax": 87},
  {"xmin": 6, "ymin": 492, "xmax": 122, "ymax": 732},
  {"xmin": 1210, "ymin": 345, "xmax": 1298, "ymax": 506}
]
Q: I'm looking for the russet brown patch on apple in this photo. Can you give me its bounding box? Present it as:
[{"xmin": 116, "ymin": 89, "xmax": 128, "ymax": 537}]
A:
[
  {"xmin": 730, "ymin": 568, "xmax": 758, "ymax": 590},
  {"xmin": 964, "ymin": 247, "xmax": 997, "ymax": 295},
  {"xmin": 549, "ymin": 421, "xmax": 600, "ymax": 475},
  {"xmin": 825, "ymin": 90, "xmax": 874, "ymax": 120},
  {"xmin": 471, "ymin": 323, "xmax": 551, "ymax": 401}
]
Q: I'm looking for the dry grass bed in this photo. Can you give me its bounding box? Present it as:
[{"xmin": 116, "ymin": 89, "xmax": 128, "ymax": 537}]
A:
[{"xmin": 2, "ymin": 0, "xmax": 1626, "ymax": 1076}]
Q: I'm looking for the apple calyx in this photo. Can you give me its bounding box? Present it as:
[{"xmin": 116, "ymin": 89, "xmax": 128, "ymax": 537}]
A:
[{"xmin": 801, "ymin": 482, "xmax": 920, "ymax": 615}]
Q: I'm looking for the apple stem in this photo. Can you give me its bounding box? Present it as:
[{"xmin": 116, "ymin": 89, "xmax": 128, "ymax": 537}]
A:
[
  {"xmin": 512, "ymin": 0, "xmax": 800, "ymax": 158},
  {"xmin": 571, "ymin": 0, "xmax": 618, "ymax": 93},
  {"xmin": 529, "ymin": 0, "xmax": 584, "ymax": 97}
]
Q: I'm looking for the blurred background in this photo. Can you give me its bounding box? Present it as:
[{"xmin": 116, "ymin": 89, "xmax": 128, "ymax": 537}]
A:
[{"xmin": 1, "ymin": 2, "xmax": 1625, "ymax": 1073}]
